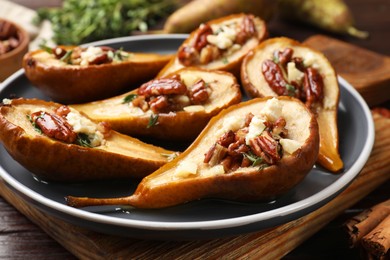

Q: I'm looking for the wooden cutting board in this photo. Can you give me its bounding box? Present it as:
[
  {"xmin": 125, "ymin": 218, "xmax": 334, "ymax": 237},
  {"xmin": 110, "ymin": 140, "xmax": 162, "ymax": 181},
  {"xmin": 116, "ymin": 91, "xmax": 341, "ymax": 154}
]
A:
[{"xmin": 1, "ymin": 35, "xmax": 390, "ymax": 258}]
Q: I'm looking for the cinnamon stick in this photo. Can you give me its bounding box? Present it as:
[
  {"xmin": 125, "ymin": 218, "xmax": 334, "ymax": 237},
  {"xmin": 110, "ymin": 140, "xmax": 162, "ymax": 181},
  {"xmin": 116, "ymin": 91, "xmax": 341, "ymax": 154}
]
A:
[
  {"xmin": 361, "ymin": 214, "xmax": 390, "ymax": 258},
  {"xmin": 345, "ymin": 199, "xmax": 390, "ymax": 247}
]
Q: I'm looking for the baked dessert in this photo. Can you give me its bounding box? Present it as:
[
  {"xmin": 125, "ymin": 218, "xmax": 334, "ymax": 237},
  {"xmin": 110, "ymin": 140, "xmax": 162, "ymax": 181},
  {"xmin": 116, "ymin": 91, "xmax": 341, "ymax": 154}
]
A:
[
  {"xmin": 0, "ymin": 98, "xmax": 178, "ymax": 182},
  {"xmin": 241, "ymin": 37, "xmax": 343, "ymax": 172},
  {"xmin": 66, "ymin": 96, "xmax": 319, "ymax": 208}
]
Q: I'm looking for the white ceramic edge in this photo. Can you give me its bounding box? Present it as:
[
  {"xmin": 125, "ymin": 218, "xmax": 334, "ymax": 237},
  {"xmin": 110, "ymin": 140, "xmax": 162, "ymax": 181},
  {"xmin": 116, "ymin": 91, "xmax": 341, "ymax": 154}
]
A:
[
  {"xmin": 81, "ymin": 33, "xmax": 189, "ymax": 47},
  {"xmin": 0, "ymin": 36, "xmax": 375, "ymax": 232}
]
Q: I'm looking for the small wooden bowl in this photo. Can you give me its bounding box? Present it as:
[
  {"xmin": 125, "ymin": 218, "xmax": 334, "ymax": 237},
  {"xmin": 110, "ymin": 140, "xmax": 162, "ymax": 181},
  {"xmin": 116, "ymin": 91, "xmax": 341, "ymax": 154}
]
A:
[{"xmin": 0, "ymin": 18, "xmax": 29, "ymax": 82}]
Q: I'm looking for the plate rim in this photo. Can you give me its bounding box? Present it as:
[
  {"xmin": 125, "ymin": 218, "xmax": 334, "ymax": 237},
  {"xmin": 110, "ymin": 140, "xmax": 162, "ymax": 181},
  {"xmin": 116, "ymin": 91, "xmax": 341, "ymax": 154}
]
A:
[{"xmin": 0, "ymin": 35, "xmax": 375, "ymax": 232}]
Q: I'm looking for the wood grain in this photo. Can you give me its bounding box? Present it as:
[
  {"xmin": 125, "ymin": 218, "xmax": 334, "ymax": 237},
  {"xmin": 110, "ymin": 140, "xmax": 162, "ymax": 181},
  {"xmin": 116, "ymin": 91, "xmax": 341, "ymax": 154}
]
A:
[
  {"xmin": 304, "ymin": 35, "xmax": 390, "ymax": 107},
  {"xmin": 0, "ymin": 111, "xmax": 388, "ymax": 259}
]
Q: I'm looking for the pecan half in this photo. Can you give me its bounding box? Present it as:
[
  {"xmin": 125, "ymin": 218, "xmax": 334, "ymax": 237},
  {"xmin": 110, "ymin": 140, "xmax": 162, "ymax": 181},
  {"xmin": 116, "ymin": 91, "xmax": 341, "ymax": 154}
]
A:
[
  {"xmin": 132, "ymin": 95, "xmax": 148, "ymax": 111},
  {"xmin": 275, "ymin": 48, "xmax": 293, "ymax": 67},
  {"xmin": 227, "ymin": 140, "xmax": 249, "ymax": 158},
  {"xmin": 188, "ymin": 79, "xmax": 209, "ymax": 104},
  {"xmin": 236, "ymin": 15, "xmax": 256, "ymax": 45},
  {"xmin": 88, "ymin": 53, "xmax": 110, "ymax": 65},
  {"xmin": 250, "ymin": 131, "xmax": 280, "ymax": 164},
  {"xmin": 244, "ymin": 113, "xmax": 254, "ymax": 127},
  {"xmin": 178, "ymin": 24, "xmax": 212, "ymax": 66},
  {"xmin": 138, "ymin": 75, "xmax": 187, "ymax": 97},
  {"xmin": 177, "ymin": 46, "xmax": 199, "ymax": 66},
  {"xmin": 31, "ymin": 111, "xmax": 77, "ymax": 143},
  {"xmin": 193, "ymin": 24, "xmax": 213, "ymax": 51},
  {"xmin": 262, "ymin": 59, "xmax": 291, "ymax": 96},
  {"xmin": 272, "ymin": 117, "xmax": 288, "ymax": 138},
  {"xmin": 54, "ymin": 105, "xmax": 71, "ymax": 117},
  {"xmin": 204, "ymin": 143, "xmax": 227, "ymax": 166},
  {"xmin": 217, "ymin": 130, "xmax": 236, "ymax": 147},
  {"xmin": 303, "ymin": 67, "xmax": 324, "ymax": 107},
  {"xmin": 149, "ymin": 96, "xmax": 170, "ymax": 114}
]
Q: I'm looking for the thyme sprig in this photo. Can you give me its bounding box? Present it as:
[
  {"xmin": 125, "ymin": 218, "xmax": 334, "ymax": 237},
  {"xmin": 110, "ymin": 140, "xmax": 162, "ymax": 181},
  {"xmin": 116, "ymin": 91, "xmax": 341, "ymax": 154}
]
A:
[
  {"xmin": 122, "ymin": 94, "xmax": 138, "ymax": 104},
  {"xmin": 147, "ymin": 113, "xmax": 159, "ymax": 128},
  {"xmin": 34, "ymin": 0, "xmax": 178, "ymax": 45}
]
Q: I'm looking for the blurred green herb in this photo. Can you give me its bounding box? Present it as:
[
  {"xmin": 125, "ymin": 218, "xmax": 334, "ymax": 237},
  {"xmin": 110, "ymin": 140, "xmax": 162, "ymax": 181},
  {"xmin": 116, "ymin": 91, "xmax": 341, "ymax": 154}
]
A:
[
  {"xmin": 243, "ymin": 152, "xmax": 263, "ymax": 167},
  {"xmin": 39, "ymin": 43, "xmax": 53, "ymax": 54},
  {"xmin": 26, "ymin": 114, "xmax": 43, "ymax": 134},
  {"xmin": 60, "ymin": 50, "xmax": 73, "ymax": 63},
  {"xmin": 34, "ymin": 0, "xmax": 178, "ymax": 45},
  {"xmin": 147, "ymin": 113, "xmax": 159, "ymax": 128},
  {"xmin": 76, "ymin": 133, "xmax": 92, "ymax": 148},
  {"xmin": 122, "ymin": 93, "xmax": 138, "ymax": 103},
  {"xmin": 285, "ymin": 83, "xmax": 296, "ymax": 97}
]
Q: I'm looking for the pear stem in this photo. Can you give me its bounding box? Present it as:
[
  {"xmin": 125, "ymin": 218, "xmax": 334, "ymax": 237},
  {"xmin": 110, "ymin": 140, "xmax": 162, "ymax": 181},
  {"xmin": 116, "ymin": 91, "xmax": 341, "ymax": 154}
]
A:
[{"xmin": 65, "ymin": 196, "xmax": 132, "ymax": 208}]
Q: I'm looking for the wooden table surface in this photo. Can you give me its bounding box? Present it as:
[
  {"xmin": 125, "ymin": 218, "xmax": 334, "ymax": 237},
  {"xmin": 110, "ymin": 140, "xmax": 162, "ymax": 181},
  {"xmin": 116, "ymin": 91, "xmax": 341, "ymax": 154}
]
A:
[{"xmin": 1, "ymin": 0, "xmax": 389, "ymax": 259}]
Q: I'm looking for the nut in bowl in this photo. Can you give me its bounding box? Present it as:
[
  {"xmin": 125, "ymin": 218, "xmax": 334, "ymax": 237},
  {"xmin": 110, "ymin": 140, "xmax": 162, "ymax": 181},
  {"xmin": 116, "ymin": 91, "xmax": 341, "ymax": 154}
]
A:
[{"xmin": 0, "ymin": 18, "xmax": 29, "ymax": 82}]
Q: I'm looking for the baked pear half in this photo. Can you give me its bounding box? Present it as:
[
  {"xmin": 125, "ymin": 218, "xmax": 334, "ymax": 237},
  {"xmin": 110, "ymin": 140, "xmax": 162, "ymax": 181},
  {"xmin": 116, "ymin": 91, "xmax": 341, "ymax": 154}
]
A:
[
  {"xmin": 157, "ymin": 13, "xmax": 268, "ymax": 78},
  {"xmin": 66, "ymin": 97, "xmax": 319, "ymax": 209},
  {"xmin": 241, "ymin": 37, "xmax": 343, "ymax": 172},
  {"xmin": 0, "ymin": 98, "xmax": 178, "ymax": 182},
  {"xmin": 23, "ymin": 45, "xmax": 172, "ymax": 103},
  {"xmin": 71, "ymin": 68, "xmax": 242, "ymax": 141}
]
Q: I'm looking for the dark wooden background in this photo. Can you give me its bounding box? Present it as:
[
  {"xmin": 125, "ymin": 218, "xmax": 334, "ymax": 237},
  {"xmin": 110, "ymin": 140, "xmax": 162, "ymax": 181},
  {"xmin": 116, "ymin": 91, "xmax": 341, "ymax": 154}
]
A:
[{"xmin": 1, "ymin": 0, "xmax": 389, "ymax": 259}]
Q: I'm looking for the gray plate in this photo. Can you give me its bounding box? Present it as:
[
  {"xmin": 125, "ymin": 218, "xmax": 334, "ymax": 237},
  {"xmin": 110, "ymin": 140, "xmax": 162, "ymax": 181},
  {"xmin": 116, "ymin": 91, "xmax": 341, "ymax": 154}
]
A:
[{"xmin": 0, "ymin": 35, "xmax": 375, "ymax": 240}]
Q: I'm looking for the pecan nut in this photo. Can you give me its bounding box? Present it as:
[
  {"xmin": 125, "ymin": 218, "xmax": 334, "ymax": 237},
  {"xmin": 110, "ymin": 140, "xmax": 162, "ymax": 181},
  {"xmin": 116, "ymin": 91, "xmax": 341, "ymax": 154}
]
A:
[
  {"xmin": 262, "ymin": 59, "xmax": 291, "ymax": 96},
  {"xmin": 189, "ymin": 79, "xmax": 209, "ymax": 104},
  {"xmin": 250, "ymin": 131, "xmax": 280, "ymax": 164},
  {"xmin": 236, "ymin": 15, "xmax": 257, "ymax": 45},
  {"xmin": 304, "ymin": 67, "xmax": 324, "ymax": 107},
  {"xmin": 275, "ymin": 48, "xmax": 293, "ymax": 67},
  {"xmin": 178, "ymin": 24, "xmax": 212, "ymax": 66},
  {"xmin": 149, "ymin": 96, "xmax": 170, "ymax": 114},
  {"xmin": 31, "ymin": 111, "xmax": 77, "ymax": 143},
  {"xmin": 138, "ymin": 75, "xmax": 187, "ymax": 97}
]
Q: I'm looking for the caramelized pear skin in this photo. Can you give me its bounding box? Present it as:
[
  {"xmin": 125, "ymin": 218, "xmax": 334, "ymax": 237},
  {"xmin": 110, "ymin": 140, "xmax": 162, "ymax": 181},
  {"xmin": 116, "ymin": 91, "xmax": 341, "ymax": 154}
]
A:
[
  {"xmin": 66, "ymin": 96, "xmax": 319, "ymax": 209},
  {"xmin": 71, "ymin": 68, "xmax": 242, "ymax": 141},
  {"xmin": 157, "ymin": 13, "xmax": 268, "ymax": 78},
  {"xmin": 0, "ymin": 98, "xmax": 177, "ymax": 182},
  {"xmin": 23, "ymin": 46, "xmax": 172, "ymax": 104},
  {"xmin": 241, "ymin": 37, "xmax": 343, "ymax": 172}
]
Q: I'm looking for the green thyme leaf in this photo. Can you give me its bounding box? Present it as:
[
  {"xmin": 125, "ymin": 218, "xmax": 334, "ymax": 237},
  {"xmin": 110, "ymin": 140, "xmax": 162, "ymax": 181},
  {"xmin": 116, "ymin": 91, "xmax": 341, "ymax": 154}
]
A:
[
  {"xmin": 285, "ymin": 83, "xmax": 296, "ymax": 97},
  {"xmin": 76, "ymin": 133, "xmax": 92, "ymax": 148},
  {"xmin": 26, "ymin": 114, "xmax": 43, "ymax": 134},
  {"xmin": 123, "ymin": 94, "xmax": 138, "ymax": 104},
  {"xmin": 258, "ymin": 163, "xmax": 269, "ymax": 171},
  {"xmin": 35, "ymin": 0, "xmax": 178, "ymax": 45},
  {"xmin": 112, "ymin": 47, "xmax": 130, "ymax": 61},
  {"xmin": 147, "ymin": 113, "xmax": 159, "ymax": 128},
  {"xmin": 243, "ymin": 152, "xmax": 263, "ymax": 167},
  {"xmin": 222, "ymin": 57, "xmax": 229, "ymax": 64},
  {"xmin": 39, "ymin": 43, "xmax": 53, "ymax": 54},
  {"xmin": 60, "ymin": 50, "xmax": 73, "ymax": 64}
]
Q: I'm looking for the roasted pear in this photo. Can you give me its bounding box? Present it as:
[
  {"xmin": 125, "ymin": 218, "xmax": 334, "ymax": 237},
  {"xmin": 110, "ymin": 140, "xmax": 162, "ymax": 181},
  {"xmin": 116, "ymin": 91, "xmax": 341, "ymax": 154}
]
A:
[
  {"xmin": 157, "ymin": 13, "xmax": 268, "ymax": 78},
  {"xmin": 241, "ymin": 37, "xmax": 343, "ymax": 172},
  {"xmin": 71, "ymin": 68, "xmax": 242, "ymax": 141},
  {"xmin": 0, "ymin": 98, "xmax": 178, "ymax": 182},
  {"xmin": 23, "ymin": 45, "xmax": 172, "ymax": 103},
  {"xmin": 66, "ymin": 97, "xmax": 319, "ymax": 209}
]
